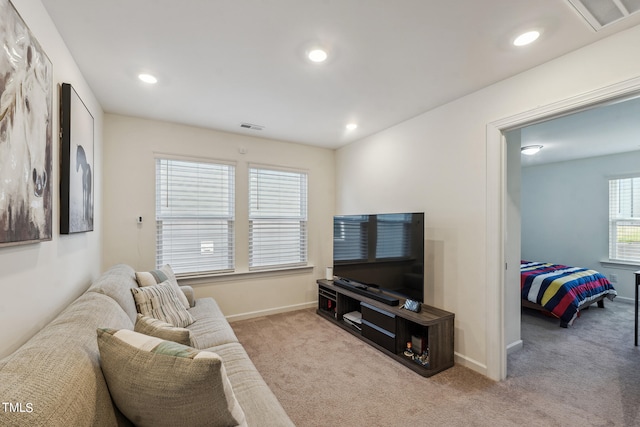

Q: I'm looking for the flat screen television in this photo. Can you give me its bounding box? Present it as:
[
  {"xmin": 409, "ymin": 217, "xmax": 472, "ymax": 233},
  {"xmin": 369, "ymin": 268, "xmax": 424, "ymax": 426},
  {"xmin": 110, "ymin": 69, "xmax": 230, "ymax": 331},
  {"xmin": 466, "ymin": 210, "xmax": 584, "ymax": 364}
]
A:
[{"xmin": 332, "ymin": 212, "xmax": 424, "ymax": 302}]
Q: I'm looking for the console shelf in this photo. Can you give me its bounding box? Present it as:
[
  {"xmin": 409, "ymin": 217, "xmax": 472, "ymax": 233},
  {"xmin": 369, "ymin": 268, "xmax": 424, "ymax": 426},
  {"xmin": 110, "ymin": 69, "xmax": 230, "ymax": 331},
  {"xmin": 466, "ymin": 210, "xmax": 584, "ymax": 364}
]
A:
[{"xmin": 316, "ymin": 279, "xmax": 455, "ymax": 377}]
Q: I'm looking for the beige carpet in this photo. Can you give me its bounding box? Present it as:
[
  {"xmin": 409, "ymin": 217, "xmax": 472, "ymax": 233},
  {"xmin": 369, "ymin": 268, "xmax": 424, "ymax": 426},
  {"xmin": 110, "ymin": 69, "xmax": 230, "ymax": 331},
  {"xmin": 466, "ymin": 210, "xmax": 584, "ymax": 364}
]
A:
[{"xmin": 232, "ymin": 299, "xmax": 640, "ymax": 426}]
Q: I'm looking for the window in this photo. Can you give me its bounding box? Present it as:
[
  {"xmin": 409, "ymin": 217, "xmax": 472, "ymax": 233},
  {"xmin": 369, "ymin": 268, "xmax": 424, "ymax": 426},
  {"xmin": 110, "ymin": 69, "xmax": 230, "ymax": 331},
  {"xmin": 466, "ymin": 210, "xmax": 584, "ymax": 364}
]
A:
[
  {"xmin": 609, "ymin": 176, "xmax": 640, "ymax": 262},
  {"xmin": 156, "ymin": 158, "xmax": 235, "ymax": 274},
  {"xmin": 249, "ymin": 166, "xmax": 308, "ymax": 269}
]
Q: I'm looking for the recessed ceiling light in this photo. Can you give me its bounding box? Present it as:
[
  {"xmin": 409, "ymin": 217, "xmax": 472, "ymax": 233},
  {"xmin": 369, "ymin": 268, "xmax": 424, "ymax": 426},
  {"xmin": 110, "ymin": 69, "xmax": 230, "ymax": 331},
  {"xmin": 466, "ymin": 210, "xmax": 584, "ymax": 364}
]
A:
[
  {"xmin": 346, "ymin": 123, "xmax": 358, "ymax": 131},
  {"xmin": 138, "ymin": 73, "xmax": 158, "ymax": 84},
  {"xmin": 513, "ymin": 30, "xmax": 540, "ymax": 47},
  {"xmin": 308, "ymin": 49, "xmax": 328, "ymax": 63},
  {"xmin": 521, "ymin": 145, "xmax": 543, "ymax": 155}
]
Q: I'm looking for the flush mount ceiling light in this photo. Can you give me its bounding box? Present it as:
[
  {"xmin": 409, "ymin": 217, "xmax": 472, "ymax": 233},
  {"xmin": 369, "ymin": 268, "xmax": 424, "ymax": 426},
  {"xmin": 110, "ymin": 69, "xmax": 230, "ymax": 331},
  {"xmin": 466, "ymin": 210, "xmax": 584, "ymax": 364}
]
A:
[
  {"xmin": 138, "ymin": 73, "xmax": 158, "ymax": 84},
  {"xmin": 346, "ymin": 123, "xmax": 358, "ymax": 131},
  {"xmin": 307, "ymin": 48, "xmax": 328, "ymax": 63},
  {"xmin": 513, "ymin": 30, "xmax": 540, "ymax": 46},
  {"xmin": 521, "ymin": 145, "xmax": 543, "ymax": 155}
]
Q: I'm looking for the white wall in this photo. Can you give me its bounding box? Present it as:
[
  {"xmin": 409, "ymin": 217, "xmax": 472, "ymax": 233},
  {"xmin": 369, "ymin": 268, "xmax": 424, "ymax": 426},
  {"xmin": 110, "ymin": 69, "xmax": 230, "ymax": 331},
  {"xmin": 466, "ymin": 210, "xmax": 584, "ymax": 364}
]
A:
[
  {"xmin": 336, "ymin": 24, "xmax": 640, "ymax": 377},
  {"xmin": 102, "ymin": 114, "xmax": 335, "ymax": 319},
  {"xmin": 0, "ymin": 0, "xmax": 103, "ymax": 358},
  {"xmin": 522, "ymin": 150, "xmax": 640, "ymax": 302},
  {"xmin": 505, "ymin": 130, "xmax": 522, "ymax": 353}
]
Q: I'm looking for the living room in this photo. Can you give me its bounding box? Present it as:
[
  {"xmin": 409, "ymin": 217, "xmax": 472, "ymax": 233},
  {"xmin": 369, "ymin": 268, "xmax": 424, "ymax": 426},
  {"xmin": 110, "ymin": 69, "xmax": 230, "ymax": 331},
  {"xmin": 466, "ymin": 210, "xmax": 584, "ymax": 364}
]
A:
[{"xmin": 2, "ymin": 0, "xmax": 640, "ymax": 392}]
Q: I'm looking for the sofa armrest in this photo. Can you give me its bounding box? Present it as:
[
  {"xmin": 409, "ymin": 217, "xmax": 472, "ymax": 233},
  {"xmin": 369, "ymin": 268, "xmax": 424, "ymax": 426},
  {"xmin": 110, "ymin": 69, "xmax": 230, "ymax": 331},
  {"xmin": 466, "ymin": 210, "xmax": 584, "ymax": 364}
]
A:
[{"xmin": 180, "ymin": 286, "xmax": 196, "ymax": 307}]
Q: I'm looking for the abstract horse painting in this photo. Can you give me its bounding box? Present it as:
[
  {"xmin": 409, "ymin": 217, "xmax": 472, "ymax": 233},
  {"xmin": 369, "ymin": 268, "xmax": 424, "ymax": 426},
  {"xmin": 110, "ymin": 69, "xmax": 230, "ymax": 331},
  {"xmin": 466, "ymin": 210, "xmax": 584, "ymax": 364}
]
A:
[
  {"xmin": 60, "ymin": 83, "xmax": 94, "ymax": 234},
  {"xmin": 0, "ymin": 0, "xmax": 53, "ymax": 245}
]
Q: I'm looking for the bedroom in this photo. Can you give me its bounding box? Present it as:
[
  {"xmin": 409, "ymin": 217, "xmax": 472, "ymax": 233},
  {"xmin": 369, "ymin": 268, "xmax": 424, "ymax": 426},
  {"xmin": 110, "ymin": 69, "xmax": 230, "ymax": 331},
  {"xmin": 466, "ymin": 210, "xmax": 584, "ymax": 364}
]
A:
[{"xmin": 506, "ymin": 94, "xmax": 640, "ymax": 347}]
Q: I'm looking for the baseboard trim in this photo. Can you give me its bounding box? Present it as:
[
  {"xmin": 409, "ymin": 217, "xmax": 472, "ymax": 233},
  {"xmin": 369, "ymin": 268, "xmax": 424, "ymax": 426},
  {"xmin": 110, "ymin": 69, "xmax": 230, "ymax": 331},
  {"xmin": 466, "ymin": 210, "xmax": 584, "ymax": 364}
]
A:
[
  {"xmin": 506, "ymin": 339, "xmax": 523, "ymax": 355},
  {"xmin": 226, "ymin": 301, "xmax": 317, "ymax": 323},
  {"xmin": 454, "ymin": 352, "xmax": 488, "ymax": 377},
  {"xmin": 615, "ymin": 296, "xmax": 634, "ymax": 304}
]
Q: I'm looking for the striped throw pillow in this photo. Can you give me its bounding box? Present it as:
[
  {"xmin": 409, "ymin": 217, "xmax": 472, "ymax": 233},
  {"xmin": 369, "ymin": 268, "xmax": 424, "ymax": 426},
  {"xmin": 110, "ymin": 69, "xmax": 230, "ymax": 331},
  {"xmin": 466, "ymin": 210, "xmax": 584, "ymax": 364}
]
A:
[
  {"xmin": 131, "ymin": 281, "xmax": 195, "ymax": 328},
  {"xmin": 135, "ymin": 264, "xmax": 190, "ymax": 309},
  {"xmin": 97, "ymin": 328, "xmax": 246, "ymax": 427}
]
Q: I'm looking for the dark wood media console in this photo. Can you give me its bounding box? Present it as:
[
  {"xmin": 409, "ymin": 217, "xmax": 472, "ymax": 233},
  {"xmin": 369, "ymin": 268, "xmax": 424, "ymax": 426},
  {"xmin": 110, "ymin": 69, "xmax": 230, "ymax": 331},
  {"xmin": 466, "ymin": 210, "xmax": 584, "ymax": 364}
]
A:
[{"xmin": 316, "ymin": 279, "xmax": 455, "ymax": 377}]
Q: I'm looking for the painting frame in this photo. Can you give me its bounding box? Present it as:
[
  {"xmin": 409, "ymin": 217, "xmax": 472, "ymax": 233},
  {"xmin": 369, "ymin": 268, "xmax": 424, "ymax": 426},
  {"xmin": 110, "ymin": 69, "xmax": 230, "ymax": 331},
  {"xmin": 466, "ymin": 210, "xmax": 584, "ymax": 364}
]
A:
[
  {"xmin": 60, "ymin": 83, "xmax": 94, "ymax": 234},
  {"xmin": 0, "ymin": 0, "xmax": 53, "ymax": 247}
]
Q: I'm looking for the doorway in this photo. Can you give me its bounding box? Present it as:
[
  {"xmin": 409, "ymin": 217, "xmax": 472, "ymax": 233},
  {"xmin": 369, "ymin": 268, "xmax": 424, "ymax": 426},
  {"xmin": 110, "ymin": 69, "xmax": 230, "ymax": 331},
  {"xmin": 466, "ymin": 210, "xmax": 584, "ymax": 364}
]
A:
[{"xmin": 485, "ymin": 76, "xmax": 640, "ymax": 381}]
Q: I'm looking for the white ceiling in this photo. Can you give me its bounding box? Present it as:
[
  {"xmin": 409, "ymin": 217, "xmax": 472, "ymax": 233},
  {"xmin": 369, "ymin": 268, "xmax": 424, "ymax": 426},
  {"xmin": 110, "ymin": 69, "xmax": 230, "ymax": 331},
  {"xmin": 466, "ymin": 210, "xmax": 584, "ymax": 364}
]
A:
[
  {"xmin": 520, "ymin": 95, "xmax": 640, "ymax": 167},
  {"xmin": 40, "ymin": 0, "xmax": 640, "ymax": 149}
]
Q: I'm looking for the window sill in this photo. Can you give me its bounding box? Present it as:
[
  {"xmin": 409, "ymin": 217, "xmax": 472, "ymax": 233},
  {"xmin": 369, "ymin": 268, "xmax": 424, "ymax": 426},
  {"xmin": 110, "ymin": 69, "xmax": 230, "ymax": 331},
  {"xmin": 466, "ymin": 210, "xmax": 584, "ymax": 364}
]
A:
[
  {"xmin": 599, "ymin": 259, "xmax": 640, "ymax": 269},
  {"xmin": 177, "ymin": 264, "xmax": 316, "ymax": 286}
]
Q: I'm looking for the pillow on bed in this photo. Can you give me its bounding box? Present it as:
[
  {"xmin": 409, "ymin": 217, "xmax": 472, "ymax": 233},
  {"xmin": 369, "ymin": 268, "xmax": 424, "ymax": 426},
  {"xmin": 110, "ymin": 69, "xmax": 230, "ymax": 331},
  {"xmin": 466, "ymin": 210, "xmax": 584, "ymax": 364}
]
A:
[
  {"xmin": 135, "ymin": 264, "xmax": 190, "ymax": 310},
  {"xmin": 97, "ymin": 328, "xmax": 246, "ymax": 427},
  {"xmin": 131, "ymin": 281, "xmax": 195, "ymax": 328}
]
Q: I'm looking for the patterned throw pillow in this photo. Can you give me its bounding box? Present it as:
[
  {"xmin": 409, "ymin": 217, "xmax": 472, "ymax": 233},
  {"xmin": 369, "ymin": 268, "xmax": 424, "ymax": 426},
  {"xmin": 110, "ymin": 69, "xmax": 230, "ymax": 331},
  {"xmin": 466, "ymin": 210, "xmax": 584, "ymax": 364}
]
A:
[
  {"xmin": 131, "ymin": 281, "xmax": 195, "ymax": 328},
  {"xmin": 134, "ymin": 314, "xmax": 192, "ymax": 346},
  {"xmin": 135, "ymin": 264, "xmax": 190, "ymax": 309},
  {"xmin": 97, "ymin": 328, "xmax": 246, "ymax": 427}
]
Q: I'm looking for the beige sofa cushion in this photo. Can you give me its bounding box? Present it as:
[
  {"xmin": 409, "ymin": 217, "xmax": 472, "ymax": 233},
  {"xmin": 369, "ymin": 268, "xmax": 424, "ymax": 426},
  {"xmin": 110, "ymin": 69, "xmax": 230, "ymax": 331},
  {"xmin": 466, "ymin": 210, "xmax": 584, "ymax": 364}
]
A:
[
  {"xmin": 207, "ymin": 342, "xmax": 295, "ymax": 427},
  {"xmin": 0, "ymin": 293, "xmax": 133, "ymax": 426},
  {"xmin": 97, "ymin": 328, "xmax": 247, "ymax": 427},
  {"xmin": 87, "ymin": 264, "xmax": 140, "ymax": 323},
  {"xmin": 187, "ymin": 298, "xmax": 239, "ymax": 348},
  {"xmin": 134, "ymin": 314, "xmax": 192, "ymax": 346},
  {"xmin": 131, "ymin": 281, "xmax": 195, "ymax": 327}
]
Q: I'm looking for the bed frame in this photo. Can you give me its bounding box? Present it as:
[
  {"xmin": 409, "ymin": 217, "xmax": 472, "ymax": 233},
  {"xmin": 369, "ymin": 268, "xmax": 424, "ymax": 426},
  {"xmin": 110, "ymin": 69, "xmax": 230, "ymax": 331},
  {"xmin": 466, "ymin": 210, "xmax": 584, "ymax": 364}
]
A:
[{"xmin": 521, "ymin": 295, "xmax": 607, "ymax": 328}]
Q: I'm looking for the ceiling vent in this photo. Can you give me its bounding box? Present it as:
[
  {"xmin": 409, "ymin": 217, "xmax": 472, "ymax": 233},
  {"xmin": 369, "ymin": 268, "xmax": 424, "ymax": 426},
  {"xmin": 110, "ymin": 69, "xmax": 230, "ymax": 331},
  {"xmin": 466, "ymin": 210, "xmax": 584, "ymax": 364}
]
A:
[
  {"xmin": 566, "ymin": 0, "xmax": 640, "ymax": 31},
  {"xmin": 240, "ymin": 122, "xmax": 264, "ymax": 131}
]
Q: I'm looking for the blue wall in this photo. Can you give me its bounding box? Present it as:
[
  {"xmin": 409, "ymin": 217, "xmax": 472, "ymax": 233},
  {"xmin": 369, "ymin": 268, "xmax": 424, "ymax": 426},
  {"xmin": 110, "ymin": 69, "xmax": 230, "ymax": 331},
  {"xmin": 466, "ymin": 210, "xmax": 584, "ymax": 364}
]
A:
[{"xmin": 521, "ymin": 150, "xmax": 640, "ymax": 300}]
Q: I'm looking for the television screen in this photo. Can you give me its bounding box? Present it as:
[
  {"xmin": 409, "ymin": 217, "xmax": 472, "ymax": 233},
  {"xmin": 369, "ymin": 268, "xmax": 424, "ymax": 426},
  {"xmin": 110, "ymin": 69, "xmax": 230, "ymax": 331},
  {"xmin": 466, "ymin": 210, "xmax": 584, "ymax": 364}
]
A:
[{"xmin": 333, "ymin": 212, "xmax": 424, "ymax": 302}]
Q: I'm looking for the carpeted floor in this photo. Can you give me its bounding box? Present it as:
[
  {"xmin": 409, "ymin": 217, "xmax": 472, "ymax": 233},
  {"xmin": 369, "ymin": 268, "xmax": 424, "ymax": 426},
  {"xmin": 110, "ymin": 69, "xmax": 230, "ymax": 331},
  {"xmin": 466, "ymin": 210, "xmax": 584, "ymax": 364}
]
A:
[{"xmin": 232, "ymin": 299, "xmax": 640, "ymax": 426}]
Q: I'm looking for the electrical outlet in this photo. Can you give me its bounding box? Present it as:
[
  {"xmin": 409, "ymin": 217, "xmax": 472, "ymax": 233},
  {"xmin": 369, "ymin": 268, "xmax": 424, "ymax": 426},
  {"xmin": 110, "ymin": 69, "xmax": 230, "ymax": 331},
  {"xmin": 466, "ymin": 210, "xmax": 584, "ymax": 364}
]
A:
[{"xmin": 610, "ymin": 273, "xmax": 617, "ymax": 283}]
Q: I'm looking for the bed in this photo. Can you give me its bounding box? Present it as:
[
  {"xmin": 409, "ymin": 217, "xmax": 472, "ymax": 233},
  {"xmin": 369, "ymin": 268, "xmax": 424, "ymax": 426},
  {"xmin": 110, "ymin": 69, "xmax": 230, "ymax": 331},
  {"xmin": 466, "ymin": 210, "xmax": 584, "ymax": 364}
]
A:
[{"xmin": 520, "ymin": 261, "xmax": 618, "ymax": 327}]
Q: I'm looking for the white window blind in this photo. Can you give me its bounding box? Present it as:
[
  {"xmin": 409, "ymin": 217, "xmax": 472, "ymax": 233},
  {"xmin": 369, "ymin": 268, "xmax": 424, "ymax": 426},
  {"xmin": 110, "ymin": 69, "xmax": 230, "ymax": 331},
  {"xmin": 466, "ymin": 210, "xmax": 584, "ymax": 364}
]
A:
[
  {"xmin": 608, "ymin": 176, "xmax": 640, "ymax": 262},
  {"xmin": 376, "ymin": 213, "xmax": 411, "ymax": 259},
  {"xmin": 156, "ymin": 158, "xmax": 235, "ymax": 274},
  {"xmin": 249, "ymin": 167, "xmax": 307, "ymax": 269},
  {"xmin": 333, "ymin": 215, "xmax": 368, "ymax": 261}
]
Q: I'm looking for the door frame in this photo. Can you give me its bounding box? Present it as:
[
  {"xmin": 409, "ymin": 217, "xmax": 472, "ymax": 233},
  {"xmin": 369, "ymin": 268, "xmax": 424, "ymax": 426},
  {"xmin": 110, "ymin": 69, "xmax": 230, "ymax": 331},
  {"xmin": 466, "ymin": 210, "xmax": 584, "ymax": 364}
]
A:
[{"xmin": 485, "ymin": 76, "xmax": 640, "ymax": 381}]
